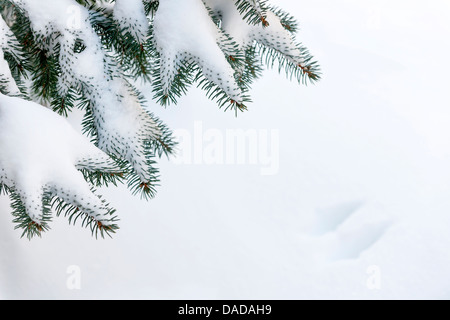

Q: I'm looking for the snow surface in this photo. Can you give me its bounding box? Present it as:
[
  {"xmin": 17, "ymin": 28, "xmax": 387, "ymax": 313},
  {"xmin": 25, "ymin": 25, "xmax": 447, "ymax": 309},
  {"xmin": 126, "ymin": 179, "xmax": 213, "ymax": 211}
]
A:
[{"xmin": 1, "ymin": 0, "xmax": 450, "ymax": 299}]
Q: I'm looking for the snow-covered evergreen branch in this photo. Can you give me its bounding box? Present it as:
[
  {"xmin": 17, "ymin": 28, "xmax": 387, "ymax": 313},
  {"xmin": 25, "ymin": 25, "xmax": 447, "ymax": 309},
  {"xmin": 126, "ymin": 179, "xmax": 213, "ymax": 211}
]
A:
[{"xmin": 0, "ymin": 0, "xmax": 320, "ymax": 238}]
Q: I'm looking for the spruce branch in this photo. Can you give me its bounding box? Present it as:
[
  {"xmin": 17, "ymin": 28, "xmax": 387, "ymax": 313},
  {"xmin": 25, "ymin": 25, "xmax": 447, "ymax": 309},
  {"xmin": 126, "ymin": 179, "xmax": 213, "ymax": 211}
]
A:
[
  {"xmin": 0, "ymin": 0, "xmax": 320, "ymax": 239},
  {"xmin": 234, "ymin": 0, "xmax": 269, "ymax": 26}
]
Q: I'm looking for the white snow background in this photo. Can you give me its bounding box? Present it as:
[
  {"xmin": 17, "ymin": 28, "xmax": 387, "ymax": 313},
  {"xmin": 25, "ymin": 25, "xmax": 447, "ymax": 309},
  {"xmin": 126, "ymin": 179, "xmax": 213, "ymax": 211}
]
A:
[{"xmin": 1, "ymin": 0, "xmax": 450, "ymax": 299}]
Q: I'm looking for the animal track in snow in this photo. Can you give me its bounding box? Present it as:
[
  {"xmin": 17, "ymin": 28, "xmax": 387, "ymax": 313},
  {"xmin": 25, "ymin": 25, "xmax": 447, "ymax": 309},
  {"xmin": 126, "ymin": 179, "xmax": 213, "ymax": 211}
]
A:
[
  {"xmin": 310, "ymin": 201, "xmax": 392, "ymax": 261},
  {"xmin": 312, "ymin": 200, "xmax": 364, "ymax": 236},
  {"xmin": 329, "ymin": 220, "xmax": 390, "ymax": 260}
]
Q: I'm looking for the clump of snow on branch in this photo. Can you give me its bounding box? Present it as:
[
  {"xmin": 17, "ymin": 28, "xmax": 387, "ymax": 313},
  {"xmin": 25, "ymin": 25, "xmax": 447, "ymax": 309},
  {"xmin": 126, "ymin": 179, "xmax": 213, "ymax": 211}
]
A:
[
  {"xmin": 0, "ymin": 17, "xmax": 21, "ymax": 95},
  {"xmin": 152, "ymin": 0, "xmax": 243, "ymax": 102},
  {"xmin": 205, "ymin": 0, "xmax": 307, "ymax": 69},
  {"xmin": 0, "ymin": 93, "xmax": 120, "ymax": 229},
  {"xmin": 114, "ymin": 0, "xmax": 149, "ymax": 43}
]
